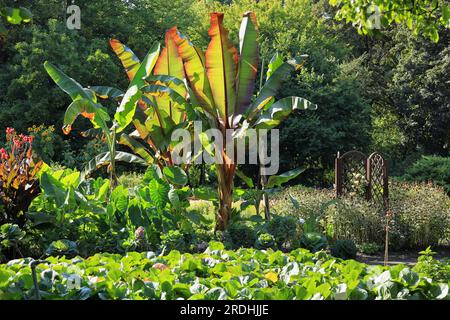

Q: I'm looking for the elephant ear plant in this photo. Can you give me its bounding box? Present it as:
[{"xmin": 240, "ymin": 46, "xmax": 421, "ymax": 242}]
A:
[{"xmin": 167, "ymin": 12, "xmax": 317, "ymax": 230}]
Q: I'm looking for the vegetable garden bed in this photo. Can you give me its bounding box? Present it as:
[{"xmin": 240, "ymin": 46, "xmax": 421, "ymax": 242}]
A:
[{"xmin": 1, "ymin": 242, "xmax": 448, "ymax": 300}]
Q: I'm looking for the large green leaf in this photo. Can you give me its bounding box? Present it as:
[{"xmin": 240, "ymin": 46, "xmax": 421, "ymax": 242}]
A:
[
  {"xmin": 249, "ymin": 56, "xmax": 307, "ymax": 116},
  {"xmin": 90, "ymin": 86, "xmax": 124, "ymax": 100},
  {"xmin": 82, "ymin": 151, "xmax": 147, "ymax": 179},
  {"xmin": 254, "ymin": 96, "xmax": 317, "ymax": 130},
  {"xmin": 148, "ymin": 179, "xmax": 170, "ymax": 210},
  {"xmin": 266, "ymin": 52, "xmax": 283, "ymax": 81},
  {"xmin": 118, "ymin": 133, "xmax": 154, "ymax": 164},
  {"xmin": 265, "ymin": 168, "xmax": 305, "ymax": 189},
  {"xmin": 62, "ymin": 99, "xmax": 110, "ymax": 134},
  {"xmin": 115, "ymin": 84, "xmax": 142, "ymax": 132},
  {"xmin": 44, "ymin": 61, "xmax": 110, "ymax": 134},
  {"xmin": 44, "ymin": 61, "xmax": 96, "ymax": 102},
  {"xmin": 235, "ymin": 12, "xmax": 259, "ymax": 115},
  {"xmin": 163, "ymin": 167, "xmax": 188, "ymax": 186},
  {"xmin": 205, "ymin": 13, "xmax": 239, "ymax": 126},
  {"xmin": 129, "ymin": 42, "xmax": 160, "ymax": 89},
  {"xmin": 170, "ymin": 28, "xmax": 215, "ymax": 114},
  {"xmin": 109, "ymin": 39, "xmax": 141, "ymax": 81},
  {"xmin": 153, "ymin": 27, "xmax": 187, "ymax": 124}
]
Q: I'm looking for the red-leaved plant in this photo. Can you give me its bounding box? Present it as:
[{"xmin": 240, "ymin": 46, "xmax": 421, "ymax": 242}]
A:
[{"xmin": 0, "ymin": 128, "xmax": 43, "ymax": 227}]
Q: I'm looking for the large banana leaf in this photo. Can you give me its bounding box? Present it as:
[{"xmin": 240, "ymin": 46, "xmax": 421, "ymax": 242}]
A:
[
  {"xmin": 109, "ymin": 39, "xmax": 141, "ymax": 81},
  {"xmin": 170, "ymin": 28, "xmax": 215, "ymax": 115},
  {"xmin": 205, "ymin": 12, "xmax": 239, "ymax": 126},
  {"xmin": 265, "ymin": 168, "xmax": 305, "ymax": 189},
  {"xmin": 266, "ymin": 53, "xmax": 283, "ymax": 81},
  {"xmin": 62, "ymin": 99, "xmax": 110, "ymax": 134},
  {"xmin": 115, "ymin": 84, "xmax": 142, "ymax": 132},
  {"xmin": 129, "ymin": 43, "xmax": 160, "ymax": 88},
  {"xmin": 44, "ymin": 62, "xmax": 109, "ymax": 134},
  {"xmin": 44, "ymin": 61, "xmax": 95, "ymax": 102},
  {"xmin": 253, "ymin": 96, "xmax": 317, "ymax": 130},
  {"xmin": 82, "ymin": 151, "xmax": 147, "ymax": 179},
  {"xmin": 115, "ymin": 43, "xmax": 160, "ymax": 132},
  {"xmin": 249, "ymin": 56, "xmax": 307, "ymax": 116},
  {"xmin": 235, "ymin": 11, "xmax": 259, "ymax": 116},
  {"xmin": 118, "ymin": 133, "xmax": 154, "ymax": 164},
  {"xmin": 153, "ymin": 27, "xmax": 187, "ymax": 124},
  {"xmin": 89, "ymin": 86, "xmax": 124, "ymax": 100}
]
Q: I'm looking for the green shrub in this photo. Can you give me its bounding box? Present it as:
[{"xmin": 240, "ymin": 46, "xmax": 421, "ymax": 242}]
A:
[
  {"xmin": 358, "ymin": 242, "xmax": 382, "ymax": 255},
  {"xmin": 160, "ymin": 230, "xmax": 188, "ymax": 252},
  {"xmin": 45, "ymin": 240, "xmax": 78, "ymax": 257},
  {"xmin": 325, "ymin": 199, "xmax": 384, "ymax": 245},
  {"xmin": 227, "ymin": 222, "xmax": 257, "ymax": 248},
  {"xmin": 413, "ymin": 247, "xmax": 450, "ymax": 283},
  {"xmin": 255, "ymin": 233, "xmax": 277, "ymax": 250},
  {"xmin": 330, "ymin": 239, "xmax": 357, "ymax": 260},
  {"xmin": 271, "ymin": 182, "xmax": 450, "ymax": 250},
  {"xmin": 265, "ymin": 215, "xmax": 301, "ymax": 248},
  {"xmin": 389, "ymin": 182, "xmax": 450, "ymax": 249},
  {"xmin": 401, "ymin": 156, "xmax": 450, "ymax": 194},
  {"xmin": 299, "ymin": 232, "xmax": 328, "ymax": 252}
]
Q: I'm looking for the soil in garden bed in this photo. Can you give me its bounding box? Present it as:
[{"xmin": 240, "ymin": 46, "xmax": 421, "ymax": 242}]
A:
[{"xmin": 357, "ymin": 246, "xmax": 450, "ymax": 266}]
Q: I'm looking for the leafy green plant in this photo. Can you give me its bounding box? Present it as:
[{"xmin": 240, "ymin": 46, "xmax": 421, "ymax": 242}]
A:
[
  {"xmin": 108, "ymin": 32, "xmax": 189, "ymax": 169},
  {"xmin": 300, "ymin": 232, "xmax": 328, "ymax": 253},
  {"xmin": 1, "ymin": 242, "xmax": 448, "ymax": 300},
  {"xmin": 255, "ymin": 233, "xmax": 276, "ymax": 250},
  {"xmin": 0, "ymin": 128, "xmax": 43, "ymax": 227},
  {"xmin": 265, "ymin": 215, "xmax": 301, "ymax": 249},
  {"xmin": 358, "ymin": 242, "xmax": 382, "ymax": 255},
  {"xmin": 45, "ymin": 239, "xmax": 78, "ymax": 257},
  {"xmin": 227, "ymin": 222, "xmax": 257, "ymax": 248},
  {"xmin": 330, "ymin": 239, "xmax": 357, "ymax": 260},
  {"xmin": 413, "ymin": 247, "xmax": 450, "ymax": 283},
  {"xmin": 0, "ymin": 223, "xmax": 25, "ymax": 260},
  {"xmin": 329, "ymin": 0, "xmax": 450, "ymax": 42},
  {"xmin": 160, "ymin": 230, "xmax": 188, "ymax": 253}
]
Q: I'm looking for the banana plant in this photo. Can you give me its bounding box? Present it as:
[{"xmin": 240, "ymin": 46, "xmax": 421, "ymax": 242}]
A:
[
  {"xmin": 168, "ymin": 12, "xmax": 317, "ymax": 230},
  {"xmin": 107, "ymin": 28, "xmax": 190, "ymax": 168},
  {"xmin": 43, "ymin": 51, "xmax": 157, "ymax": 187}
]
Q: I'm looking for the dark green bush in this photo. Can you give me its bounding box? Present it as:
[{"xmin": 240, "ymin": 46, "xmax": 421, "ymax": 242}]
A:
[
  {"xmin": 330, "ymin": 239, "xmax": 357, "ymax": 260},
  {"xmin": 401, "ymin": 156, "xmax": 450, "ymax": 194},
  {"xmin": 227, "ymin": 222, "xmax": 257, "ymax": 248},
  {"xmin": 45, "ymin": 240, "xmax": 78, "ymax": 257},
  {"xmin": 265, "ymin": 215, "xmax": 301, "ymax": 248},
  {"xmin": 358, "ymin": 242, "xmax": 382, "ymax": 255},
  {"xmin": 160, "ymin": 230, "xmax": 188, "ymax": 252},
  {"xmin": 299, "ymin": 232, "xmax": 328, "ymax": 252}
]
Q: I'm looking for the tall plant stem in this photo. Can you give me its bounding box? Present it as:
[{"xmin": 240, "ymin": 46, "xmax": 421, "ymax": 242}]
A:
[{"xmin": 108, "ymin": 125, "xmax": 118, "ymax": 190}]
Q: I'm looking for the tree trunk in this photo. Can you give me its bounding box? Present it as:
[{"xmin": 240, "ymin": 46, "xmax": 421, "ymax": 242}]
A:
[{"xmin": 215, "ymin": 156, "xmax": 236, "ymax": 231}]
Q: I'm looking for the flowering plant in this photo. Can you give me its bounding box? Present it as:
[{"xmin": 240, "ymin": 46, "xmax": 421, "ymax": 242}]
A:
[{"xmin": 0, "ymin": 128, "xmax": 43, "ymax": 227}]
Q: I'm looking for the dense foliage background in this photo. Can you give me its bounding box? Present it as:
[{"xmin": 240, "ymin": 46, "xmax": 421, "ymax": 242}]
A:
[{"xmin": 0, "ymin": 0, "xmax": 449, "ymax": 187}]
